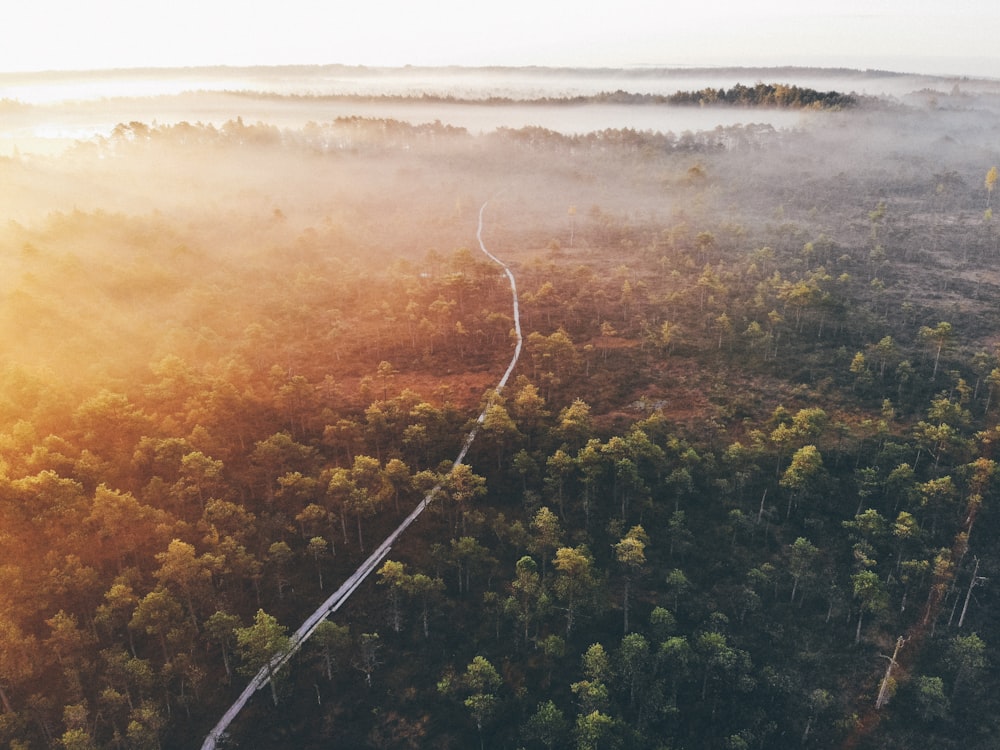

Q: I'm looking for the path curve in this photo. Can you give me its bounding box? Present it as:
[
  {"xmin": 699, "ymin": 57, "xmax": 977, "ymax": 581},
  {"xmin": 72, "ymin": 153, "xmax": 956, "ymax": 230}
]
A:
[{"xmin": 201, "ymin": 200, "xmax": 520, "ymax": 749}]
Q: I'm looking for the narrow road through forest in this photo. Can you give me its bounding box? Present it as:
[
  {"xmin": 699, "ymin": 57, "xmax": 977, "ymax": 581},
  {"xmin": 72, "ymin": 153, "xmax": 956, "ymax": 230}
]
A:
[{"xmin": 201, "ymin": 200, "xmax": 521, "ymax": 749}]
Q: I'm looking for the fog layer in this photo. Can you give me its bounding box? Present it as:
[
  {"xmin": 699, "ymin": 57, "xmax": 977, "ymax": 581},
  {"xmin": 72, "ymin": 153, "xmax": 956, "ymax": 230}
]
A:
[{"xmin": 1, "ymin": 66, "xmax": 999, "ymax": 750}]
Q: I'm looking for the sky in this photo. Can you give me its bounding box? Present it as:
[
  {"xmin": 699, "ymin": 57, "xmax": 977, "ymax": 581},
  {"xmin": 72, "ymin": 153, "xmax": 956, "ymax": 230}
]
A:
[{"xmin": 2, "ymin": 0, "xmax": 998, "ymax": 78}]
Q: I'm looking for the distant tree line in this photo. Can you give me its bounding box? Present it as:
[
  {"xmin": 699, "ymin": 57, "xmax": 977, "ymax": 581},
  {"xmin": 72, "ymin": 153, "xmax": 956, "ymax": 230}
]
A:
[
  {"xmin": 224, "ymin": 83, "xmax": 857, "ymax": 109},
  {"xmin": 94, "ymin": 117, "xmax": 783, "ymax": 159},
  {"xmin": 664, "ymin": 82, "xmax": 858, "ymax": 108}
]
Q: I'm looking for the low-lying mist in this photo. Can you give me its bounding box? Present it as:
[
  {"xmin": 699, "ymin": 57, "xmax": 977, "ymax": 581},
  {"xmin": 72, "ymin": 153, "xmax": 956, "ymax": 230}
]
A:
[
  {"xmin": 5, "ymin": 64, "xmax": 998, "ymax": 103},
  {"xmin": 4, "ymin": 64, "xmax": 999, "ymax": 157},
  {"xmin": 3, "ymin": 66, "xmax": 1000, "ymax": 750},
  {"xmin": 2, "ymin": 88, "xmax": 998, "ymax": 394}
]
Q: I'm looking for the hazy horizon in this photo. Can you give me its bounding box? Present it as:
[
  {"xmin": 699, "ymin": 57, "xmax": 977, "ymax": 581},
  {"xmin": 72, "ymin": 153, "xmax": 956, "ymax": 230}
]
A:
[
  {"xmin": 6, "ymin": 64, "xmax": 997, "ymax": 158},
  {"xmin": 3, "ymin": 7, "xmax": 1000, "ymax": 750},
  {"xmin": 4, "ymin": 63, "xmax": 997, "ymax": 106},
  {"xmin": 4, "ymin": 1, "xmax": 999, "ymax": 79}
]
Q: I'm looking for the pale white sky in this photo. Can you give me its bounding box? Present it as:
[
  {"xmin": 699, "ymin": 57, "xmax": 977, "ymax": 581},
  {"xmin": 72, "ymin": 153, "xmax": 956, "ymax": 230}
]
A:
[{"xmin": 2, "ymin": 0, "xmax": 997, "ymax": 77}]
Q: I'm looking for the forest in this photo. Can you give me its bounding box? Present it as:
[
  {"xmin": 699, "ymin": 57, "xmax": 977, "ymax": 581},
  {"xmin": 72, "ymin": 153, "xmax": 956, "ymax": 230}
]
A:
[{"xmin": 0, "ymin": 80, "xmax": 999, "ymax": 750}]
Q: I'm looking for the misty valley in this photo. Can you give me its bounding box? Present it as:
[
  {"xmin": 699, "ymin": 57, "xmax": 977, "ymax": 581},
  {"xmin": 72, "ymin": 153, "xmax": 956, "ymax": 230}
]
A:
[{"xmin": 0, "ymin": 66, "xmax": 999, "ymax": 749}]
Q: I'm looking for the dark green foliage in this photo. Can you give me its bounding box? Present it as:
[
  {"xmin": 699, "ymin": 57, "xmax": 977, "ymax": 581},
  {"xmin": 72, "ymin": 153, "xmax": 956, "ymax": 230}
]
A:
[{"xmin": 665, "ymin": 82, "xmax": 857, "ymax": 108}]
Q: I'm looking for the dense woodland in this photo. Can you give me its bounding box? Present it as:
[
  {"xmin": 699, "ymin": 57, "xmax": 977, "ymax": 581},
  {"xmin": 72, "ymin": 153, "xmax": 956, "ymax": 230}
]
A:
[{"xmin": 0, "ymin": 85, "xmax": 999, "ymax": 750}]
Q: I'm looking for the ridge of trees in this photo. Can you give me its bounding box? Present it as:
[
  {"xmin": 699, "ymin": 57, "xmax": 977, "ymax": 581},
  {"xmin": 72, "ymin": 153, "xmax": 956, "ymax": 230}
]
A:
[
  {"xmin": 222, "ymin": 82, "xmax": 858, "ymax": 109},
  {"xmin": 91, "ymin": 116, "xmax": 785, "ymax": 160}
]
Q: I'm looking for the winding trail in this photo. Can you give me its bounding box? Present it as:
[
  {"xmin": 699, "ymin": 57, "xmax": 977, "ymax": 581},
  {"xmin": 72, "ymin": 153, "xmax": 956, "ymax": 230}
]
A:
[{"xmin": 201, "ymin": 200, "xmax": 520, "ymax": 749}]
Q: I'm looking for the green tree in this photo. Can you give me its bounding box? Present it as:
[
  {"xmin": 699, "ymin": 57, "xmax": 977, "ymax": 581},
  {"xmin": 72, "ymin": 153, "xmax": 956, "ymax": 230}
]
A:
[
  {"xmin": 659, "ymin": 635, "xmax": 693, "ymax": 705},
  {"xmin": 267, "ymin": 541, "xmax": 293, "ymax": 599},
  {"xmin": 203, "ymin": 611, "xmax": 241, "ymax": 682},
  {"xmin": 100, "ymin": 646, "xmax": 153, "ymax": 716},
  {"xmin": 918, "ymin": 321, "xmax": 954, "ymax": 381},
  {"xmin": 569, "ymin": 645, "xmax": 611, "ymax": 718},
  {"xmin": 649, "ymin": 606, "xmax": 677, "ymax": 643},
  {"xmin": 505, "ymin": 556, "xmax": 545, "ymax": 645},
  {"xmin": 530, "ymin": 506, "xmax": 565, "ymax": 581},
  {"xmin": 571, "ymin": 679, "xmax": 610, "ymax": 719},
  {"xmin": 174, "ymin": 451, "xmax": 226, "ymax": 512},
  {"xmin": 787, "ymin": 537, "xmax": 819, "ymax": 604},
  {"xmin": 557, "ymin": 399, "xmax": 593, "ymax": 450},
  {"xmin": 713, "ymin": 312, "xmax": 733, "ymax": 350},
  {"xmin": 275, "ymin": 373, "xmax": 319, "ymax": 438},
  {"xmin": 696, "ymin": 631, "xmax": 752, "ymax": 700},
  {"xmin": 511, "ymin": 381, "xmax": 549, "ymax": 449},
  {"xmin": 481, "ymin": 400, "xmax": 521, "ymax": 471},
  {"xmin": 73, "ymin": 390, "xmax": 151, "ymax": 465},
  {"xmin": 310, "ymin": 620, "xmax": 350, "ymax": 682},
  {"xmin": 523, "ymin": 700, "xmax": 570, "ymax": 750},
  {"xmin": 58, "ymin": 728, "xmax": 97, "ymax": 750},
  {"xmin": 201, "ymin": 497, "xmax": 257, "ymax": 546},
  {"xmin": 660, "ymin": 320, "xmax": 681, "ymax": 355},
  {"xmin": 95, "ymin": 580, "xmax": 140, "ymax": 657},
  {"xmin": 325, "ymin": 467, "xmax": 356, "ymax": 547},
  {"xmin": 743, "ymin": 320, "xmax": 771, "ymax": 357},
  {"xmin": 154, "ymin": 539, "xmax": 215, "ymax": 631},
  {"xmin": 850, "ymin": 351, "xmax": 873, "ymax": 391},
  {"xmin": 441, "ymin": 463, "xmax": 488, "ymax": 536},
  {"xmin": 129, "ymin": 590, "xmax": 185, "ymax": 663},
  {"xmin": 375, "ymin": 360, "xmax": 397, "ymax": 401},
  {"xmin": 665, "ymin": 568, "xmax": 690, "ymax": 613},
  {"xmin": 275, "ymin": 470, "xmax": 320, "ymax": 515},
  {"xmin": 780, "ymin": 444, "xmax": 824, "ymax": 518},
  {"xmin": 377, "ymin": 559, "xmax": 408, "ymax": 634},
  {"xmin": 251, "ymin": 431, "xmax": 317, "ymax": 503},
  {"xmin": 458, "ymin": 656, "xmax": 502, "ymax": 750},
  {"xmin": 348, "ymin": 454, "xmax": 387, "ymax": 552},
  {"xmin": 0, "ymin": 616, "xmax": 36, "ymax": 715},
  {"xmin": 125, "ymin": 701, "xmax": 165, "ymax": 750},
  {"xmin": 574, "ymin": 710, "xmax": 615, "ymax": 750},
  {"xmin": 307, "ymin": 536, "xmax": 329, "ymax": 590},
  {"xmin": 235, "ymin": 609, "xmax": 291, "ymax": 705},
  {"xmin": 666, "ymin": 509, "xmax": 693, "ymax": 560},
  {"xmin": 913, "ymin": 675, "xmax": 949, "ymax": 721},
  {"xmin": 575, "ymin": 439, "xmax": 604, "ymax": 529},
  {"xmin": 948, "ymin": 633, "xmax": 987, "ymax": 698},
  {"xmin": 801, "ymin": 688, "xmax": 833, "ymax": 743},
  {"xmin": 353, "ymin": 632, "xmax": 382, "ymax": 688},
  {"xmin": 383, "ymin": 457, "xmax": 412, "ymax": 515},
  {"xmin": 870, "ymin": 335, "xmax": 898, "ymax": 378},
  {"xmin": 405, "ymin": 572, "xmax": 445, "ymax": 639},
  {"xmin": 615, "ymin": 632, "xmax": 651, "ymax": 709},
  {"xmin": 553, "ymin": 546, "xmax": 600, "ymax": 637},
  {"xmin": 851, "ymin": 571, "xmax": 888, "ymax": 644},
  {"xmin": 614, "ymin": 525, "xmax": 647, "ymax": 633},
  {"xmin": 545, "ymin": 449, "xmax": 574, "ymax": 519},
  {"xmin": 450, "ymin": 536, "xmax": 494, "ymax": 595},
  {"xmin": 985, "ymin": 368, "xmax": 1000, "ymax": 414},
  {"xmin": 916, "ymin": 475, "xmax": 958, "ymax": 535}
]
